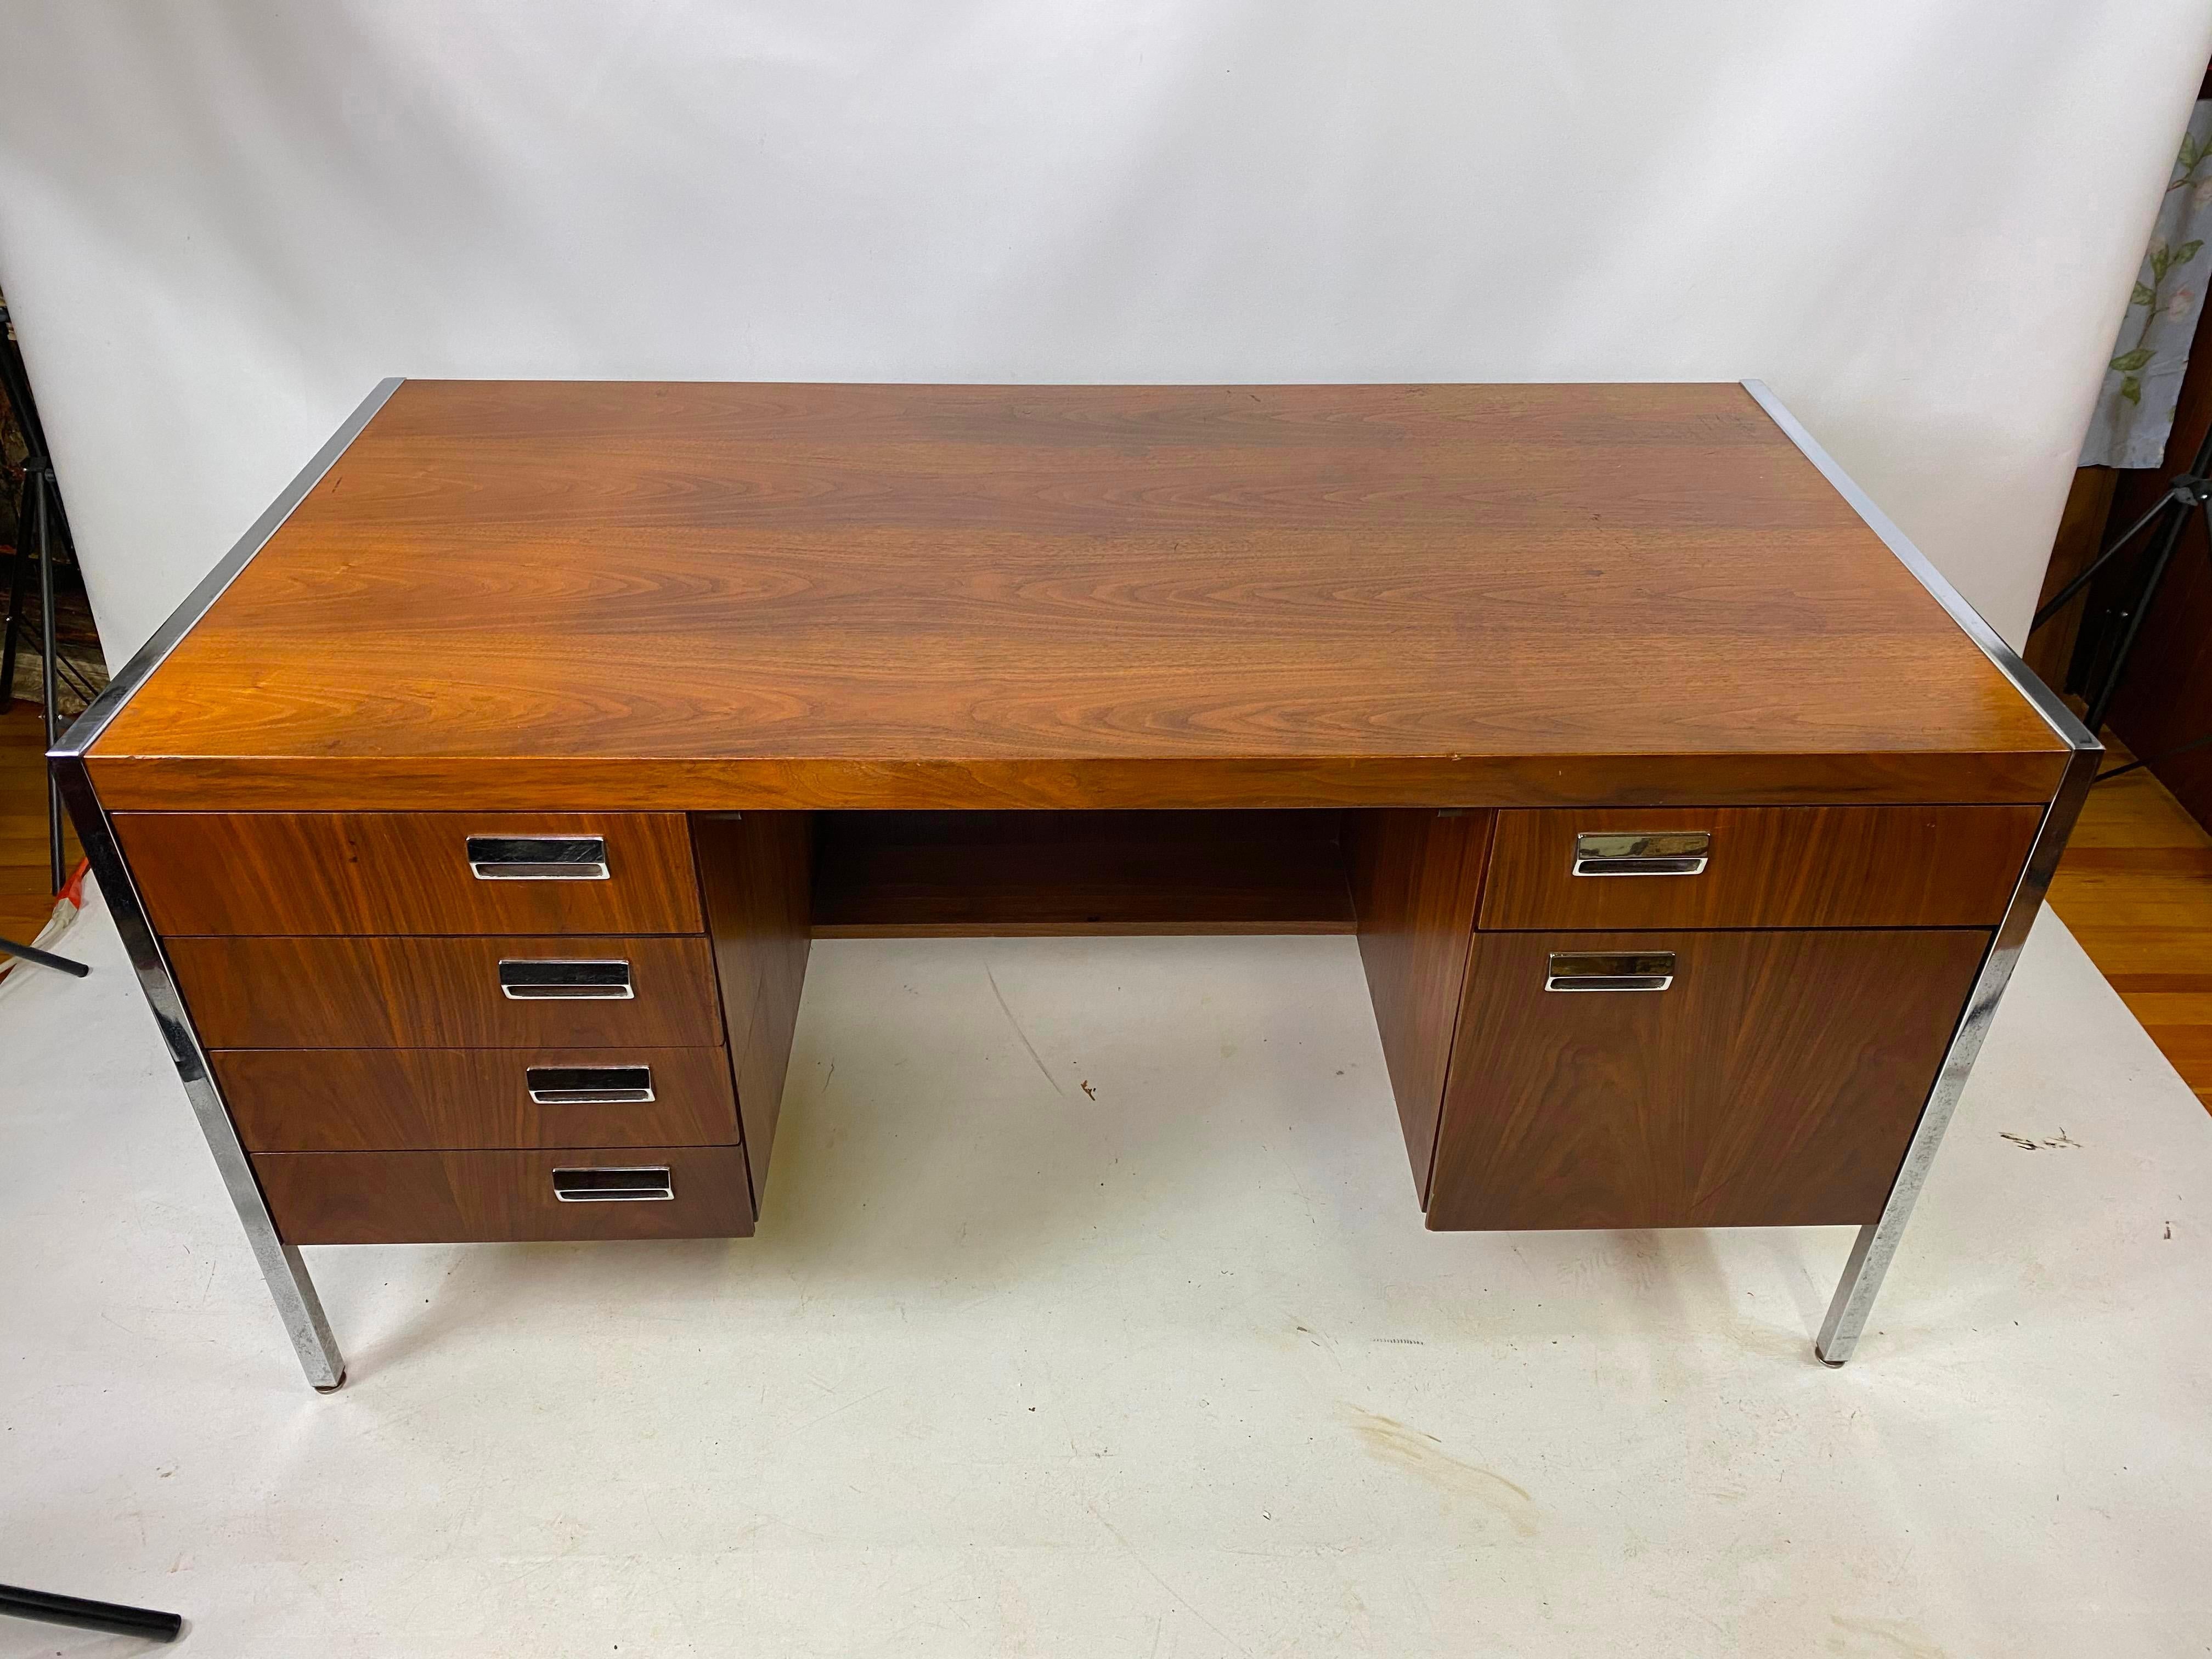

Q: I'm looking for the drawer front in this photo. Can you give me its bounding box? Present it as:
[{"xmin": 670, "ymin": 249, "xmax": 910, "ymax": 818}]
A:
[
  {"xmin": 255, "ymin": 1146, "xmax": 755, "ymax": 1243},
  {"xmin": 167, "ymin": 935, "xmax": 725, "ymax": 1049},
  {"xmin": 1479, "ymin": 804, "xmax": 2042, "ymax": 932},
  {"xmin": 114, "ymin": 812, "xmax": 703, "ymax": 936},
  {"xmin": 213, "ymin": 1047, "xmax": 740, "ymax": 1152},
  {"xmin": 1425, "ymin": 927, "xmax": 1989, "ymax": 1231}
]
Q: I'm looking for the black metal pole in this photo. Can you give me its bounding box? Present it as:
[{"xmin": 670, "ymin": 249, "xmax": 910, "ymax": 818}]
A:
[
  {"xmin": 0, "ymin": 932, "xmax": 88, "ymax": 975},
  {"xmin": 0, "ymin": 300, "xmax": 84, "ymax": 720},
  {"xmin": 2083, "ymin": 468, "xmax": 2198, "ymax": 735},
  {"xmin": 2034, "ymin": 487, "xmax": 2187, "ymax": 629},
  {"xmin": 0, "ymin": 306, "xmax": 47, "ymax": 454},
  {"xmin": 0, "ymin": 475, "xmax": 28, "ymax": 707},
  {"xmin": 0, "ymin": 1582, "xmax": 182, "ymax": 1641},
  {"xmin": 2036, "ymin": 423, "xmax": 2212, "ymax": 634},
  {"xmin": 35, "ymin": 461, "xmax": 62, "ymax": 888}
]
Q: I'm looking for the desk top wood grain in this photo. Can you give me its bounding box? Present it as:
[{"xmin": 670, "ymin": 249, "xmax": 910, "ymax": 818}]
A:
[{"xmin": 88, "ymin": 381, "xmax": 2068, "ymax": 810}]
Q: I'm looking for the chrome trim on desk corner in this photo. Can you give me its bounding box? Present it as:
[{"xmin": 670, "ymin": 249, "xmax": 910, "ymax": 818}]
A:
[
  {"xmin": 43, "ymin": 379, "xmax": 399, "ymax": 1392},
  {"xmin": 1741, "ymin": 379, "xmax": 2100, "ymax": 1366},
  {"xmin": 1737, "ymin": 379, "xmax": 2097, "ymax": 758},
  {"xmin": 49, "ymin": 377, "xmax": 403, "ymax": 763}
]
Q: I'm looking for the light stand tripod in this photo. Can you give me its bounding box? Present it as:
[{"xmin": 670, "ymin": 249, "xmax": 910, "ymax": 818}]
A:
[
  {"xmin": 2034, "ymin": 422, "xmax": 2212, "ymax": 743},
  {"xmin": 0, "ymin": 320, "xmax": 166, "ymax": 1641},
  {"xmin": 0, "ymin": 298, "xmax": 93, "ymax": 893}
]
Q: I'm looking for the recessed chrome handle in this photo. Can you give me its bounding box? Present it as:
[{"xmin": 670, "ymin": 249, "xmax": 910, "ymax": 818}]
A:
[
  {"xmin": 1572, "ymin": 831, "xmax": 1710, "ymax": 877},
  {"xmin": 527, "ymin": 1065, "xmax": 655, "ymax": 1104},
  {"xmin": 1545, "ymin": 950, "xmax": 1676, "ymax": 992},
  {"xmin": 468, "ymin": 835, "xmax": 610, "ymax": 881},
  {"xmin": 499, "ymin": 959, "xmax": 634, "ymax": 1000},
  {"xmin": 552, "ymin": 1165, "xmax": 674, "ymax": 1202}
]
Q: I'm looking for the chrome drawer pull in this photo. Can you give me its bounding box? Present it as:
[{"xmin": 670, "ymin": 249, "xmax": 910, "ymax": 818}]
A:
[
  {"xmin": 499, "ymin": 958, "xmax": 634, "ymax": 1000},
  {"xmin": 1572, "ymin": 831, "xmax": 1710, "ymax": 877},
  {"xmin": 527, "ymin": 1065, "xmax": 655, "ymax": 1104},
  {"xmin": 467, "ymin": 835, "xmax": 610, "ymax": 881},
  {"xmin": 1545, "ymin": 950, "xmax": 1676, "ymax": 992},
  {"xmin": 552, "ymin": 1166, "xmax": 674, "ymax": 1202}
]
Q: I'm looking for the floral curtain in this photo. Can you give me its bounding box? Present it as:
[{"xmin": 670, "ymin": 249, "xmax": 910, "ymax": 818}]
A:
[{"xmin": 2082, "ymin": 101, "xmax": 2212, "ymax": 466}]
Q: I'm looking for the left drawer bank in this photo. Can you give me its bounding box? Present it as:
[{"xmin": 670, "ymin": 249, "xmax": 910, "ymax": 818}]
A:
[{"xmin": 111, "ymin": 811, "xmax": 795, "ymax": 1245}]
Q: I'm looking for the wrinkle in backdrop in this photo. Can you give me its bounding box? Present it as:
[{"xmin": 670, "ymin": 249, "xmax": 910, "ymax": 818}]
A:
[{"xmin": 0, "ymin": 0, "xmax": 2207, "ymax": 659}]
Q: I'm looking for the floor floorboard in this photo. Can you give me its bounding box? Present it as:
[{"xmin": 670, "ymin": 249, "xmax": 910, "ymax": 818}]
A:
[
  {"xmin": 0, "ymin": 698, "xmax": 80, "ymax": 945},
  {"xmin": 2047, "ymin": 732, "xmax": 2212, "ymax": 1113}
]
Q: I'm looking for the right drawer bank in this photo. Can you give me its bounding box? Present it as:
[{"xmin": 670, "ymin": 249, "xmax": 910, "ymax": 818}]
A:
[{"xmin": 1420, "ymin": 804, "xmax": 2043, "ymax": 1232}]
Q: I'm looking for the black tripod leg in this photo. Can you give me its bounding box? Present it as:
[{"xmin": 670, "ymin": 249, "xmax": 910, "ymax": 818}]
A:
[
  {"xmin": 2084, "ymin": 476, "xmax": 2196, "ymax": 733},
  {"xmin": 2038, "ymin": 424, "xmax": 2212, "ymax": 633},
  {"xmin": 2034, "ymin": 489, "xmax": 2182, "ymax": 628},
  {"xmin": 0, "ymin": 932, "xmax": 89, "ymax": 975},
  {"xmin": 0, "ymin": 474, "xmax": 29, "ymax": 709},
  {"xmin": 35, "ymin": 470, "xmax": 63, "ymax": 889},
  {"xmin": 0, "ymin": 1582, "xmax": 182, "ymax": 1641}
]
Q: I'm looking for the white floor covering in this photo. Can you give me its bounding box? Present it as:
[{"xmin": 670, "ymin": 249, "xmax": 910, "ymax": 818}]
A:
[{"xmin": 2, "ymin": 888, "xmax": 2210, "ymax": 1657}]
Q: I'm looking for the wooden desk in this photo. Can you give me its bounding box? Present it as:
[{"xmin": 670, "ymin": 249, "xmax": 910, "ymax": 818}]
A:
[{"xmin": 52, "ymin": 381, "xmax": 2095, "ymax": 1389}]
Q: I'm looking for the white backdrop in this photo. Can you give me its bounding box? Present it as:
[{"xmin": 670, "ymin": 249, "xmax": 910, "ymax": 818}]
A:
[{"xmin": 2, "ymin": 2, "xmax": 2207, "ymax": 660}]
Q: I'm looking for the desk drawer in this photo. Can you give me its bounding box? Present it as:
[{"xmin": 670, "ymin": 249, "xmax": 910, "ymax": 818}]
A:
[
  {"xmin": 213, "ymin": 1047, "xmax": 740, "ymax": 1152},
  {"xmin": 166, "ymin": 935, "xmax": 725, "ymax": 1049},
  {"xmin": 1425, "ymin": 927, "xmax": 1989, "ymax": 1231},
  {"xmin": 114, "ymin": 812, "xmax": 703, "ymax": 936},
  {"xmin": 254, "ymin": 1146, "xmax": 755, "ymax": 1243},
  {"xmin": 1478, "ymin": 804, "xmax": 2041, "ymax": 932}
]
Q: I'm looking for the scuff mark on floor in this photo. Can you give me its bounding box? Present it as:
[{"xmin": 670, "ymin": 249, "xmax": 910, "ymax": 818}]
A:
[
  {"xmin": 1085, "ymin": 1502, "xmax": 1253, "ymax": 1657},
  {"xmin": 986, "ymin": 962, "xmax": 1065, "ymax": 1097},
  {"xmin": 1826, "ymin": 1612, "xmax": 1950, "ymax": 1657},
  {"xmin": 1338, "ymin": 1404, "xmax": 1536, "ymax": 1535}
]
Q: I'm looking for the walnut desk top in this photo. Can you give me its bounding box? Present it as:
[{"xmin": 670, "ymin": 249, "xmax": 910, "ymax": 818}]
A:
[{"xmin": 83, "ymin": 380, "xmax": 2068, "ymax": 812}]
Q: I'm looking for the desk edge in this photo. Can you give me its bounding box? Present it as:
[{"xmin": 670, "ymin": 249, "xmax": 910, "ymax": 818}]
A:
[
  {"xmin": 1739, "ymin": 379, "xmax": 2097, "ymax": 761},
  {"xmin": 54, "ymin": 376, "xmax": 405, "ymax": 765}
]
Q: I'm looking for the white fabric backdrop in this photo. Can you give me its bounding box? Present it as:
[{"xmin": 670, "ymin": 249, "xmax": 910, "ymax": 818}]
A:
[{"xmin": 2, "ymin": 2, "xmax": 2208, "ymax": 660}]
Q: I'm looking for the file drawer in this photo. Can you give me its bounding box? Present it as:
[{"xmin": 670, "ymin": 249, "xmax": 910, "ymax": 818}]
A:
[
  {"xmin": 1478, "ymin": 804, "xmax": 2041, "ymax": 932},
  {"xmin": 1424, "ymin": 926, "xmax": 1989, "ymax": 1231},
  {"xmin": 254, "ymin": 1145, "xmax": 755, "ymax": 1243},
  {"xmin": 213, "ymin": 1047, "xmax": 741, "ymax": 1152},
  {"xmin": 114, "ymin": 812, "xmax": 703, "ymax": 936},
  {"xmin": 165, "ymin": 934, "xmax": 725, "ymax": 1049}
]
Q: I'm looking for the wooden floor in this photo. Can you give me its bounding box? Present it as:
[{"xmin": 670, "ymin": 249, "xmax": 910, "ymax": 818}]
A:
[
  {"xmin": 2046, "ymin": 735, "xmax": 2212, "ymax": 1114},
  {"xmin": 1, "ymin": 700, "xmax": 81, "ymax": 943}
]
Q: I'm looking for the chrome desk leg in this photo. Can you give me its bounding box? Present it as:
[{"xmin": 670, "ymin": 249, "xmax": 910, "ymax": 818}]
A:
[
  {"xmin": 49, "ymin": 757, "xmax": 345, "ymax": 1390},
  {"xmin": 37, "ymin": 380, "xmax": 394, "ymax": 1390},
  {"xmin": 1740, "ymin": 379, "xmax": 2102, "ymax": 1366},
  {"xmin": 1815, "ymin": 745, "xmax": 2099, "ymax": 1365}
]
